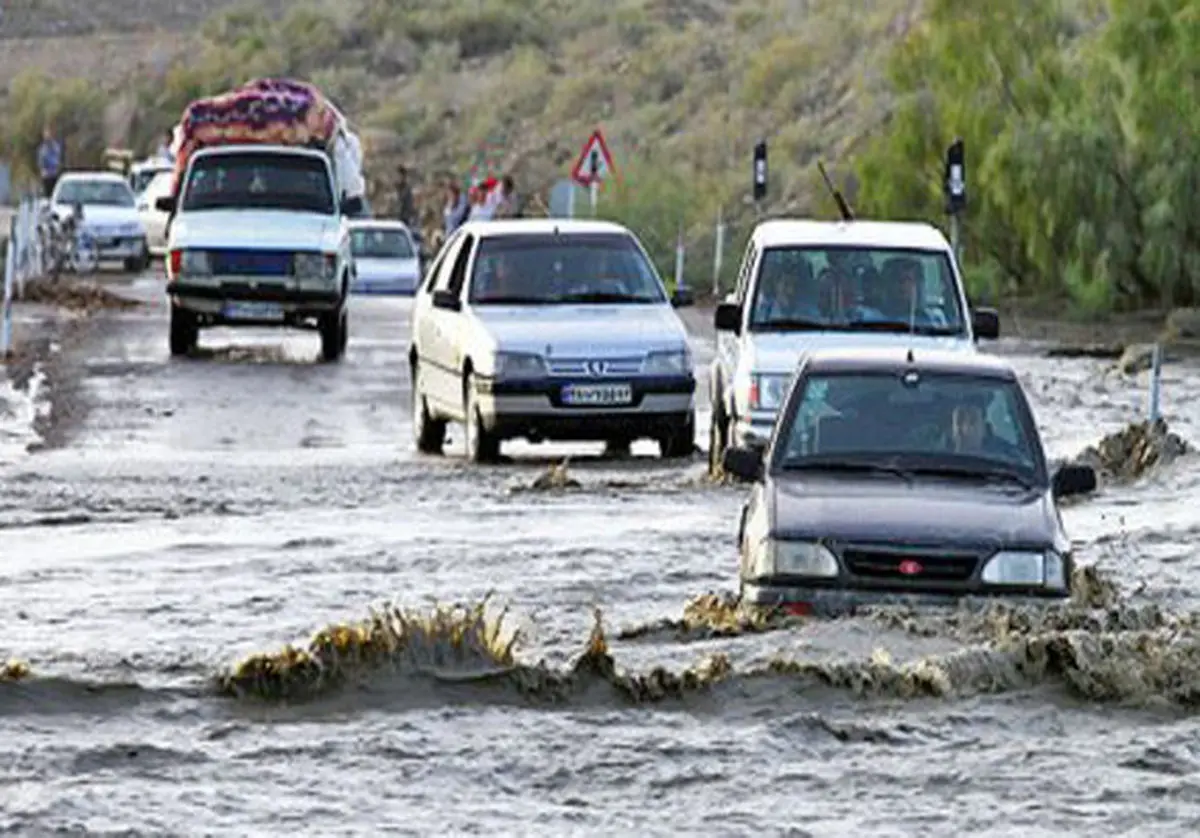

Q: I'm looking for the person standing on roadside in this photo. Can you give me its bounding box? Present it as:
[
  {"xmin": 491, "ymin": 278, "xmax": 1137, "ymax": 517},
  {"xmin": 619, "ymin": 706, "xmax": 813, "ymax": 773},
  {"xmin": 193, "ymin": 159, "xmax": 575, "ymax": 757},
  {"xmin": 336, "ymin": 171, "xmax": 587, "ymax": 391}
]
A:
[
  {"xmin": 155, "ymin": 129, "xmax": 174, "ymax": 162},
  {"xmin": 395, "ymin": 164, "xmax": 417, "ymax": 228},
  {"xmin": 37, "ymin": 125, "xmax": 63, "ymax": 199},
  {"xmin": 443, "ymin": 180, "xmax": 468, "ymax": 235}
]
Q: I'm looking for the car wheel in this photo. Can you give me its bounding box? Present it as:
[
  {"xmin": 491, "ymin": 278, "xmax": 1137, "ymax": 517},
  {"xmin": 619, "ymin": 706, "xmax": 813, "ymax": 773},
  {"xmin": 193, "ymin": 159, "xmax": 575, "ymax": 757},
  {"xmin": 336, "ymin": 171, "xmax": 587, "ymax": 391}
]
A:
[
  {"xmin": 320, "ymin": 308, "xmax": 347, "ymax": 362},
  {"xmin": 411, "ymin": 360, "xmax": 446, "ymax": 455},
  {"xmin": 169, "ymin": 306, "xmax": 198, "ymax": 357},
  {"xmin": 604, "ymin": 437, "xmax": 632, "ymax": 458},
  {"xmin": 658, "ymin": 411, "xmax": 696, "ymax": 459},
  {"xmin": 464, "ymin": 372, "xmax": 500, "ymax": 463}
]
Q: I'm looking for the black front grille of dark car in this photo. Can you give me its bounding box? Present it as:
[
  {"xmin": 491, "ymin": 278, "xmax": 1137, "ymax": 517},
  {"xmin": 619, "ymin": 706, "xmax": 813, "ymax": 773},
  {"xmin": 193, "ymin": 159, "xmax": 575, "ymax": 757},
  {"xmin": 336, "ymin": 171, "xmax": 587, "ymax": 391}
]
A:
[{"xmin": 841, "ymin": 548, "xmax": 978, "ymax": 582}]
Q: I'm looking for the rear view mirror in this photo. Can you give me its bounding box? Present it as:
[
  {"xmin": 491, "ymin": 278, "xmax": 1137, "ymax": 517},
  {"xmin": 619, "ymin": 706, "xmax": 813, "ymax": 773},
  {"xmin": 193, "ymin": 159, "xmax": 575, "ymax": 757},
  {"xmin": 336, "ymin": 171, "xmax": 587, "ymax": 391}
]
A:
[
  {"xmin": 714, "ymin": 302, "xmax": 741, "ymax": 333},
  {"xmin": 671, "ymin": 287, "xmax": 695, "ymax": 307},
  {"xmin": 431, "ymin": 289, "xmax": 461, "ymax": 311},
  {"xmin": 155, "ymin": 195, "xmax": 175, "ymax": 214},
  {"xmin": 340, "ymin": 195, "xmax": 365, "ymax": 217},
  {"xmin": 722, "ymin": 446, "xmax": 763, "ymax": 481},
  {"xmin": 972, "ymin": 307, "xmax": 1000, "ymax": 340},
  {"xmin": 1052, "ymin": 463, "xmax": 1096, "ymax": 498}
]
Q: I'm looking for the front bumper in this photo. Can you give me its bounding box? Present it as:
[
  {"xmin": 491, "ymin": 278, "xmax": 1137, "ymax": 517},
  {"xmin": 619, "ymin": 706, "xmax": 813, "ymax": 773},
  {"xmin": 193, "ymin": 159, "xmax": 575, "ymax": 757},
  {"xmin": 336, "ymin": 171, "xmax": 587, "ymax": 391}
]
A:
[
  {"xmin": 88, "ymin": 235, "xmax": 146, "ymax": 260},
  {"xmin": 167, "ymin": 279, "xmax": 343, "ymax": 323},
  {"xmin": 742, "ymin": 581, "xmax": 1070, "ymax": 617},
  {"xmin": 474, "ymin": 373, "xmax": 695, "ymax": 441}
]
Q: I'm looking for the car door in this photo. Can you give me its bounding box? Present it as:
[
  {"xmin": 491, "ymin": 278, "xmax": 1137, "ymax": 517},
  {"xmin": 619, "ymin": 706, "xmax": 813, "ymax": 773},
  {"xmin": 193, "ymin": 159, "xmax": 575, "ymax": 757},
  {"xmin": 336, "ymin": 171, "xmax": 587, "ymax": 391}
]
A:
[
  {"xmin": 413, "ymin": 230, "xmax": 462, "ymax": 386},
  {"xmin": 717, "ymin": 240, "xmax": 758, "ymax": 415},
  {"xmin": 424, "ymin": 232, "xmax": 477, "ymax": 417}
]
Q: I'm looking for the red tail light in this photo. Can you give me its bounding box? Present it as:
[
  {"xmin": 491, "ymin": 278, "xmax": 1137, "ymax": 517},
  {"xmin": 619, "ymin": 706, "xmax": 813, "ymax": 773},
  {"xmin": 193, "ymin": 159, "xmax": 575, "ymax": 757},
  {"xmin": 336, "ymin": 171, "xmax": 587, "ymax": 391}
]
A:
[
  {"xmin": 168, "ymin": 249, "xmax": 182, "ymax": 276},
  {"xmin": 748, "ymin": 378, "xmax": 760, "ymax": 409}
]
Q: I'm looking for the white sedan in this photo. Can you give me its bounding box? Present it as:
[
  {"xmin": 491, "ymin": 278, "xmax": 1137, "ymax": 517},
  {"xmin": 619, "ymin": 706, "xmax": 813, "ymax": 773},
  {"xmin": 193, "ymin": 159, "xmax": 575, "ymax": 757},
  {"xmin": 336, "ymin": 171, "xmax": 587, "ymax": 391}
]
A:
[
  {"xmin": 51, "ymin": 171, "xmax": 150, "ymax": 272},
  {"xmin": 349, "ymin": 219, "xmax": 421, "ymax": 295},
  {"xmin": 136, "ymin": 169, "xmax": 174, "ymax": 256}
]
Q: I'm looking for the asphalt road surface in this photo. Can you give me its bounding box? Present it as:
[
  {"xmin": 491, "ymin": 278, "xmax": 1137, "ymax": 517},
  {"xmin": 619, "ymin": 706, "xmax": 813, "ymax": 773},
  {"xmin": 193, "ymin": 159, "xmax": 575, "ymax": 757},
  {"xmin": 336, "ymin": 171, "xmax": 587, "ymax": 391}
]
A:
[{"xmin": 2, "ymin": 269, "xmax": 1200, "ymax": 835}]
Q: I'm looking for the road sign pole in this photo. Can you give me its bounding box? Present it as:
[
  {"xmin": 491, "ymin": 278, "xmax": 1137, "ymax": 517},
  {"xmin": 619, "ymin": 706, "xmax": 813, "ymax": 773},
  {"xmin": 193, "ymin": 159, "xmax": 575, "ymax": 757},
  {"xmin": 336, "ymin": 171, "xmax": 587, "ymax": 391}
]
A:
[
  {"xmin": 589, "ymin": 180, "xmax": 598, "ymax": 216},
  {"xmin": 713, "ymin": 206, "xmax": 725, "ymax": 297}
]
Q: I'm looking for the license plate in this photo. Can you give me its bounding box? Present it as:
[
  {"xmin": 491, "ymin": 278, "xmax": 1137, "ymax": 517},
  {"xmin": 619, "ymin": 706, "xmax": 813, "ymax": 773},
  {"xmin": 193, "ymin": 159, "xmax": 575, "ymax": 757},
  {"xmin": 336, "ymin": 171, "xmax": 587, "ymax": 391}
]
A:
[
  {"xmin": 561, "ymin": 383, "xmax": 633, "ymax": 406},
  {"xmin": 223, "ymin": 301, "xmax": 284, "ymax": 321}
]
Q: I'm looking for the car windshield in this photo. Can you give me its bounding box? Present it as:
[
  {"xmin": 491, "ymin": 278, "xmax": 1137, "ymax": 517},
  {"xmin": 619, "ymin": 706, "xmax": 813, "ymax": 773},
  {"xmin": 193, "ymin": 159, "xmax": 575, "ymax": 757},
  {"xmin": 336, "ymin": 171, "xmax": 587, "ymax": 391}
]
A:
[
  {"xmin": 180, "ymin": 152, "xmax": 334, "ymax": 214},
  {"xmin": 55, "ymin": 180, "xmax": 135, "ymax": 208},
  {"xmin": 749, "ymin": 245, "xmax": 966, "ymax": 336},
  {"xmin": 352, "ymin": 229, "xmax": 414, "ymax": 259},
  {"xmin": 468, "ymin": 232, "xmax": 668, "ymax": 305},
  {"xmin": 775, "ymin": 370, "xmax": 1044, "ymax": 485}
]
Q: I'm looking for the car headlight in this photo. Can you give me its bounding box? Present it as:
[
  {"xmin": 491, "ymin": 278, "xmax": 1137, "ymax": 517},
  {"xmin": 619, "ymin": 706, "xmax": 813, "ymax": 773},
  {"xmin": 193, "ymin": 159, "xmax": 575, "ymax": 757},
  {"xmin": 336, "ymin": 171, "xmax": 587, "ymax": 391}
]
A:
[
  {"xmin": 293, "ymin": 252, "xmax": 337, "ymax": 282},
  {"xmin": 747, "ymin": 538, "xmax": 840, "ymax": 578},
  {"xmin": 749, "ymin": 373, "xmax": 790, "ymax": 411},
  {"xmin": 180, "ymin": 249, "xmax": 210, "ymax": 275},
  {"xmin": 981, "ymin": 550, "xmax": 1065, "ymax": 589},
  {"xmin": 643, "ymin": 348, "xmax": 691, "ymax": 375},
  {"xmin": 494, "ymin": 351, "xmax": 545, "ymax": 379}
]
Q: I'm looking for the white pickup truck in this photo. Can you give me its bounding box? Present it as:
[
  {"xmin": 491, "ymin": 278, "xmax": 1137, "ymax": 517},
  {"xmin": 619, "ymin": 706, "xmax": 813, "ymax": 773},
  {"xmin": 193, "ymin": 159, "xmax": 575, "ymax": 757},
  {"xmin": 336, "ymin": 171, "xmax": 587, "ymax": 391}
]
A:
[
  {"xmin": 156, "ymin": 144, "xmax": 361, "ymax": 361},
  {"xmin": 708, "ymin": 219, "xmax": 1001, "ymax": 473}
]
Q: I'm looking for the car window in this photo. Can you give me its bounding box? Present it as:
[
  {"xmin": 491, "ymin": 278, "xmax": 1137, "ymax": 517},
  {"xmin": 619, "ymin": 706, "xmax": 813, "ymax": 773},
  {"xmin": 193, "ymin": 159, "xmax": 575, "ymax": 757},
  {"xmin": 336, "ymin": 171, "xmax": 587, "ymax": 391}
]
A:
[
  {"xmin": 55, "ymin": 179, "xmax": 135, "ymax": 208},
  {"xmin": 181, "ymin": 152, "xmax": 333, "ymax": 214},
  {"xmin": 424, "ymin": 232, "xmax": 461, "ymax": 293},
  {"xmin": 351, "ymin": 229, "xmax": 414, "ymax": 259},
  {"xmin": 778, "ymin": 370, "xmax": 1041, "ymax": 478},
  {"xmin": 444, "ymin": 234, "xmax": 476, "ymax": 296},
  {"xmin": 467, "ymin": 232, "xmax": 668, "ymax": 305},
  {"xmin": 734, "ymin": 242, "xmax": 757, "ymax": 303},
  {"xmin": 749, "ymin": 245, "xmax": 966, "ymax": 336}
]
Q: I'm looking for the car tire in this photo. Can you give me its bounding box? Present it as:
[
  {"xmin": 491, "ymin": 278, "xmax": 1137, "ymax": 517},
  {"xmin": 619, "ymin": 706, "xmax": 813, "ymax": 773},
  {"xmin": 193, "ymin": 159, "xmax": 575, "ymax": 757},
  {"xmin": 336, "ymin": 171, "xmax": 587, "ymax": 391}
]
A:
[
  {"xmin": 464, "ymin": 372, "xmax": 501, "ymax": 463},
  {"xmin": 659, "ymin": 411, "xmax": 696, "ymax": 459},
  {"xmin": 320, "ymin": 308, "xmax": 347, "ymax": 362},
  {"xmin": 124, "ymin": 246, "xmax": 149, "ymax": 274},
  {"xmin": 169, "ymin": 306, "xmax": 198, "ymax": 357},
  {"xmin": 411, "ymin": 359, "xmax": 446, "ymax": 455}
]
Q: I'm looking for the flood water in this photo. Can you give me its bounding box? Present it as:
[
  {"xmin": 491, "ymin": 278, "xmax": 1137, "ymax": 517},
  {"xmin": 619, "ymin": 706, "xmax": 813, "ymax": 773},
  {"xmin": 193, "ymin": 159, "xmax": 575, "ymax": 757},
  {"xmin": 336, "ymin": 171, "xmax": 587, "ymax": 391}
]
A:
[{"xmin": 2, "ymin": 273, "xmax": 1198, "ymax": 836}]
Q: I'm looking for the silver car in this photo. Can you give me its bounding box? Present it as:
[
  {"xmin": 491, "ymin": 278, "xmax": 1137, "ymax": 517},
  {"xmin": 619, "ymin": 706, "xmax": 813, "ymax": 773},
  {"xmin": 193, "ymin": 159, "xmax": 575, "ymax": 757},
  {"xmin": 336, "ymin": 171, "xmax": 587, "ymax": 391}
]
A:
[
  {"xmin": 408, "ymin": 219, "xmax": 697, "ymax": 462},
  {"xmin": 349, "ymin": 219, "xmax": 421, "ymax": 294}
]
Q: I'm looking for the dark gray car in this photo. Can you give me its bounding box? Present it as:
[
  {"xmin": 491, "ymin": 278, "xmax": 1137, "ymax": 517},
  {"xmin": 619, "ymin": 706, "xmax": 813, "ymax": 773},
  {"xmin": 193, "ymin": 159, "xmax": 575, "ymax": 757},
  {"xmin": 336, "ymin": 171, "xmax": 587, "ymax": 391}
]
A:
[{"xmin": 722, "ymin": 346, "xmax": 1097, "ymax": 615}]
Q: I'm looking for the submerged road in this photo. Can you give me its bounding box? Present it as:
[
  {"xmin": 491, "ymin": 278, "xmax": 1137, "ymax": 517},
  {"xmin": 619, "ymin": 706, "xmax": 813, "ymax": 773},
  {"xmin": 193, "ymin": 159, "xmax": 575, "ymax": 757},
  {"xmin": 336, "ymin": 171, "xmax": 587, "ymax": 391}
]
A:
[{"xmin": 2, "ymin": 269, "xmax": 1200, "ymax": 835}]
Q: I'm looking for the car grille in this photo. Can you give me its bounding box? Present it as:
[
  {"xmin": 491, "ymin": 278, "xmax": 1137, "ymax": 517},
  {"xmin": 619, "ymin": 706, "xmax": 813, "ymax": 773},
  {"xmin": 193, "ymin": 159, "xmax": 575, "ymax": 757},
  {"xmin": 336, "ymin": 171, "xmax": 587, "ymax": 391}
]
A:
[
  {"xmin": 545, "ymin": 356, "xmax": 645, "ymax": 376},
  {"xmin": 210, "ymin": 248, "xmax": 292, "ymax": 277},
  {"xmin": 840, "ymin": 547, "xmax": 979, "ymax": 582}
]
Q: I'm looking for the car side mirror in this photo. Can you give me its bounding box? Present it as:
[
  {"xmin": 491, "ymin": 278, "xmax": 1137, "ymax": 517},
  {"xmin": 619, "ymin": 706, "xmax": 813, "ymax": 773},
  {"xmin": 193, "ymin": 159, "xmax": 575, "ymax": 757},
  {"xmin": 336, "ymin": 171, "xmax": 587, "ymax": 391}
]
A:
[
  {"xmin": 722, "ymin": 446, "xmax": 763, "ymax": 481},
  {"xmin": 155, "ymin": 195, "xmax": 175, "ymax": 214},
  {"xmin": 972, "ymin": 307, "xmax": 1000, "ymax": 340},
  {"xmin": 714, "ymin": 302, "xmax": 741, "ymax": 333},
  {"xmin": 340, "ymin": 195, "xmax": 364, "ymax": 217},
  {"xmin": 671, "ymin": 287, "xmax": 695, "ymax": 308},
  {"xmin": 431, "ymin": 289, "xmax": 462, "ymax": 311},
  {"xmin": 1052, "ymin": 463, "xmax": 1096, "ymax": 498}
]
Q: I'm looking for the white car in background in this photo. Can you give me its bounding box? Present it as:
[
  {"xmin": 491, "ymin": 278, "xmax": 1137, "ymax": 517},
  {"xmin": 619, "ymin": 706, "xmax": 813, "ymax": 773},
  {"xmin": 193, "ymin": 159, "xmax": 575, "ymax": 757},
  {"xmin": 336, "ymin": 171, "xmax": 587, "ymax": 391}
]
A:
[
  {"xmin": 408, "ymin": 219, "xmax": 697, "ymax": 463},
  {"xmin": 50, "ymin": 171, "xmax": 150, "ymax": 272},
  {"xmin": 136, "ymin": 169, "xmax": 174, "ymax": 256},
  {"xmin": 349, "ymin": 219, "xmax": 421, "ymax": 294},
  {"xmin": 130, "ymin": 158, "xmax": 173, "ymax": 197}
]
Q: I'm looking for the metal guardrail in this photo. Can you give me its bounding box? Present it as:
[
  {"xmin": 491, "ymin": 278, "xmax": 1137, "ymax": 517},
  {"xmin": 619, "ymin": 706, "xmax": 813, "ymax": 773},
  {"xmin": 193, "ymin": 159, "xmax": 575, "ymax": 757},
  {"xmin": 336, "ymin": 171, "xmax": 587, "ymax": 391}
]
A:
[{"xmin": 2, "ymin": 194, "xmax": 47, "ymax": 357}]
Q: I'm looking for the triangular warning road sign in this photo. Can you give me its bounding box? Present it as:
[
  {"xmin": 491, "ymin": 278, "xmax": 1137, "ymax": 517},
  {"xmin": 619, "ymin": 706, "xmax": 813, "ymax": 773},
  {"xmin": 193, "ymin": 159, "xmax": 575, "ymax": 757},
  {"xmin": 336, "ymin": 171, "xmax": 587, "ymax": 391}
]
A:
[{"xmin": 570, "ymin": 129, "xmax": 617, "ymax": 187}]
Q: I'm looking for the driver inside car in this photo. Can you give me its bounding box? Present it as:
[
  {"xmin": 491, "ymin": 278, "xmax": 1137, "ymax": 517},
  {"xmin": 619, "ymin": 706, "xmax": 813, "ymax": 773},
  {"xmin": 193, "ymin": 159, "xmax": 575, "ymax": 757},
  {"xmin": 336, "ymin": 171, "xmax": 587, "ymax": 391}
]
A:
[
  {"xmin": 754, "ymin": 256, "xmax": 822, "ymax": 323},
  {"xmin": 949, "ymin": 402, "xmax": 1025, "ymax": 464}
]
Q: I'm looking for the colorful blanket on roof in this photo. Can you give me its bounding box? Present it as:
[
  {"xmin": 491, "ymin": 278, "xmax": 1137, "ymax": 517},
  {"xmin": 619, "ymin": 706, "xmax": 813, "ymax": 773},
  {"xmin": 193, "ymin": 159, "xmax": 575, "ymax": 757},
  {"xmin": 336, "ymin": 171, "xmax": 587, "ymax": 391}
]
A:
[{"xmin": 168, "ymin": 78, "xmax": 343, "ymax": 195}]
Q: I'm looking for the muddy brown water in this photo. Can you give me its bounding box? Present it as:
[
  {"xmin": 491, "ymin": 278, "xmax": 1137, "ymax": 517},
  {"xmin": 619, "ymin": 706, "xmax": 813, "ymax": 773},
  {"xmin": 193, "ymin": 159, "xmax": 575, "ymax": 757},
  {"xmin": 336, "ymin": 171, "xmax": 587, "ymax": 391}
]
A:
[{"xmin": 2, "ymin": 273, "xmax": 1199, "ymax": 835}]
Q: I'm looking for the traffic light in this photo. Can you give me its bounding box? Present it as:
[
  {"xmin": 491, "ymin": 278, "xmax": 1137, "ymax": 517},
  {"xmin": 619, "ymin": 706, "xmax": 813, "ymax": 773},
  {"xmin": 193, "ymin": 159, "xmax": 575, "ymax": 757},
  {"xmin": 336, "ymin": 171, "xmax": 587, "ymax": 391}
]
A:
[
  {"xmin": 944, "ymin": 138, "xmax": 965, "ymax": 214},
  {"xmin": 753, "ymin": 140, "xmax": 767, "ymax": 202}
]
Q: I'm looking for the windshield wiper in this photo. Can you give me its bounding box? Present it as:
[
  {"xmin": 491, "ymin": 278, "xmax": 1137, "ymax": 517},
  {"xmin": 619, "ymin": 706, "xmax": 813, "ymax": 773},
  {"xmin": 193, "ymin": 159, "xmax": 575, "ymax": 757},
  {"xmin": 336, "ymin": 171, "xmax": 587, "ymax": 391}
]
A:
[
  {"xmin": 555, "ymin": 291, "xmax": 658, "ymax": 303},
  {"xmin": 754, "ymin": 317, "xmax": 827, "ymax": 331},
  {"xmin": 838, "ymin": 319, "xmax": 964, "ymax": 337},
  {"xmin": 778, "ymin": 459, "xmax": 914, "ymax": 481},
  {"xmin": 908, "ymin": 464, "xmax": 1034, "ymax": 489},
  {"xmin": 473, "ymin": 295, "xmax": 547, "ymax": 305}
]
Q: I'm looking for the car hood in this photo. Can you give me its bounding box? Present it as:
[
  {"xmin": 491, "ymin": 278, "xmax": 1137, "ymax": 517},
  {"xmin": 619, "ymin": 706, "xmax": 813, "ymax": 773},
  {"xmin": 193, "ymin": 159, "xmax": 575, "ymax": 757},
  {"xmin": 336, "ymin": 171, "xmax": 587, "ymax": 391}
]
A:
[
  {"xmin": 770, "ymin": 474, "xmax": 1057, "ymax": 549},
  {"xmin": 170, "ymin": 210, "xmax": 342, "ymax": 251},
  {"xmin": 471, "ymin": 303, "xmax": 689, "ymax": 356},
  {"xmin": 746, "ymin": 330, "xmax": 974, "ymax": 375},
  {"xmin": 57, "ymin": 204, "xmax": 141, "ymax": 226},
  {"xmin": 354, "ymin": 257, "xmax": 420, "ymax": 281}
]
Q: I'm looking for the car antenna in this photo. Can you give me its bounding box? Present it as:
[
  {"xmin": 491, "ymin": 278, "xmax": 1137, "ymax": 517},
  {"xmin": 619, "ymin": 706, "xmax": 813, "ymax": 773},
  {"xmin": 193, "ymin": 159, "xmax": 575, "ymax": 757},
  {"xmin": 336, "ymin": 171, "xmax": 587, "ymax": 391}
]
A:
[{"xmin": 817, "ymin": 160, "xmax": 855, "ymax": 222}]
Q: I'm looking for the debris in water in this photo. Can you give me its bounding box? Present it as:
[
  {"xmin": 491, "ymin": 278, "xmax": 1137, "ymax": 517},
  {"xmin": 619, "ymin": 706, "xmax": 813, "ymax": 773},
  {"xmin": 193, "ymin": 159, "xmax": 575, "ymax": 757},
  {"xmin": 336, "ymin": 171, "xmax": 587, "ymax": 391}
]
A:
[
  {"xmin": 1072, "ymin": 419, "xmax": 1190, "ymax": 482},
  {"xmin": 1, "ymin": 658, "xmax": 31, "ymax": 681},
  {"xmin": 618, "ymin": 591, "xmax": 802, "ymax": 641},
  {"xmin": 21, "ymin": 279, "xmax": 139, "ymax": 312},
  {"xmin": 525, "ymin": 459, "xmax": 581, "ymax": 492},
  {"xmin": 216, "ymin": 597, "xmax": 521, "ymax": 701}
]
